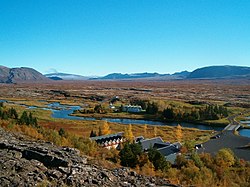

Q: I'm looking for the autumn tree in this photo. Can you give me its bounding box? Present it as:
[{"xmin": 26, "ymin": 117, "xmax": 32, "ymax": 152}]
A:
[
  {"xmin": 154, "ymin": 126, "xmax": 158, "ymax": 137},
  {"xmin": 140, "ymin": 159, "xmax": 155, "ymax": 176},
  {"xmin": 102, "ymin": 121, "xmax": 111, "ymax": 135},
  {"xmin": 215, "ymin": 148, "xmax": 235, "ymax": 168},
  {"xmin": 190, "ymin": 152, "xmax": 204, "ymax": 168},
  {"xmin": 143, "ymin": 124, "xmax": 147, "ymax": 137},
  {"xmin": 176, "ymin": 124, "xmax": 182, "ymax": 142},
  {"xmin": 124, "ymin": 124, "xmax": 134, "ymax": 142}
]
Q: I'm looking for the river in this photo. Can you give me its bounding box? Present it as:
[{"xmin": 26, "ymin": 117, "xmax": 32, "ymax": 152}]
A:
[{"xmin": 1, "ymin": 100, "xmax": 250, "ymax": 137}]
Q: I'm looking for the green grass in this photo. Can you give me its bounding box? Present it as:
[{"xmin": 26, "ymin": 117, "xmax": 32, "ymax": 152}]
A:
[{"xmin": 203, "ymin": 118, "xmax": 229, "ymax": 126}]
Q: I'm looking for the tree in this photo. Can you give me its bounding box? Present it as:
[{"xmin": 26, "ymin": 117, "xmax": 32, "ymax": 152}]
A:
[
  {"xmin": 1, "ymin": 111, "xmax": 8, "ymax": 120},
  {"xmin": 154, "ymin": 126, "xmax": 158, "ymax": 137},
  {"xmin": 190, "ymin": 152, "xmax": 204, "ymax": 168},
  {"xmin": 176, "ymin": 124, "xmax": 182, "ymax": 142},
  {"xmin": 19, "ymin": 111, "xmax": 28, "ymax": 125},
  {"xmin": 119, "ymin": 143, "xmax": 142, "ymax": 168},
  {"xmin": 176, "ymin": 154, "xmax": 188, "ymax": 168},
  {"xmin": 140, "ymin": 159, "xmax": 155, "ymax": 176},
  {"xmin": 148, "ymin": 148, "xmax": 171, "ymax": 172},
  {"xmin": 215, "ymin": 148, "xmax": 235, "ymax": 168},
  {"xmin": 90, "ymin": 129, "xmax": 97, "ymax": 137},
  {"xmin": 146, "ymin": 102, "xmax": 159, "ymax": 114},
  {"xmin": 98, "ymin": 126, "xmax": 102, "ymax": 136},
  {"xmin": 94, "ymin": 104, "xmax": 103, "ymax": 113},
  {"xmin": 102, "ymin": 121, "xmax": 111, "ymax": 135},
  {"xmin": 143, "ymin": 124, "xmax": 147, "ymax": 137},
  {"xmin": 162, "ymin": 108, "xmax": 175, "ymax": 120},
  {"xmin": 59, "ymin": 128, "xmax": 66, "ymax": 137},
  {"xmin": 8, "ymin": 108, "xmax": 18, "ymax": 119},
  {"xmin": 124, "ymin": 124, "xmax": 134, "ymax": 142}
]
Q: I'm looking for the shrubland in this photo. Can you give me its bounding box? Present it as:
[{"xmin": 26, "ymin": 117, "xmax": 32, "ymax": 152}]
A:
[{"xmin": 0, "ymin": 103, "xmax": 249, "ymax": 186}]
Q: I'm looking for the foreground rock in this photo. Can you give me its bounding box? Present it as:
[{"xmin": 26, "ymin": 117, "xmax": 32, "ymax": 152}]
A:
[{"xmin": 0, "ymin": 128, "xmax": 176, "ymax": 187}]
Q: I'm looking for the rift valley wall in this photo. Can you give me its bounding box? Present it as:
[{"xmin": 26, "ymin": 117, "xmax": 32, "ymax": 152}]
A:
[{"xmin": 0, "ymin": 127, "xmax": 175, "ymax": 186}]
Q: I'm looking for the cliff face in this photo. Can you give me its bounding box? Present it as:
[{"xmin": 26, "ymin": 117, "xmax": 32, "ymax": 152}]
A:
[
  {"xmin": 0, "ymin": 127, "xmax": 174, "ymax": 187},
  {"xmin": 0, "ymin": 66, "xmax": 49, "ymax": 83}
]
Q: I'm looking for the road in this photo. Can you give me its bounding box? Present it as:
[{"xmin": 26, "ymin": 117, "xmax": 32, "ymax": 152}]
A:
[
  {"xmin": 198, "ymin": 131, "xmax": 250, "ymax": 161},
  {"xmin": 223, "ymin": 114, "xmax": 242, "ymax": 131},
  {"xmin": 199, "ymin": 111, "xmax": 250, "ymax": 161}
]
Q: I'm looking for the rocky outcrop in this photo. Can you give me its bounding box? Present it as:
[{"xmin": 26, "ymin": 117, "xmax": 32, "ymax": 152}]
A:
[{"xmin": 0, "ymin": 127, "xmax": 176, "ymax": 187}]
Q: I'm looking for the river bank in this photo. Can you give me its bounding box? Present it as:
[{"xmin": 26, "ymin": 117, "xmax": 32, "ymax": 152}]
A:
[
  {"xmin": 1, "ymin": 99, "xmax": 250, "ymax": 137},
  {"xmin": 71, "ymin": 111, "xmax": 228, "ymax": 127}
]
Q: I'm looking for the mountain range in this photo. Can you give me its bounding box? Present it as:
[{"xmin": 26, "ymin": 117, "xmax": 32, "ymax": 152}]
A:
[
  {"xmin": 86, "ymin": 66, "xmax": 250, "ymax": 80},
  {"xmin": 0, "ymin": 65, "xmax": 250, "ymax": 83},
  {"xmin": 90, "ymin": 71, "xmax": 191, "ymax": 80}
]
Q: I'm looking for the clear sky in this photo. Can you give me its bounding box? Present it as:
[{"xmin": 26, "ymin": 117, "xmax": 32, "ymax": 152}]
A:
[{"xmin": 0, "ymin": 0, "xmax": 250, "ymax": 76}]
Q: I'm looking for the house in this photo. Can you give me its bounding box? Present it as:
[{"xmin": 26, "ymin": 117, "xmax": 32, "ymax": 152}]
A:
[
  {"xmin": 90, "ymin": 132, "xmax": 125, "ymax": 150},
  {"xmin": 122, "ymin": 105, "xmax": 142, "ymax": 113},
  {"xmin": 134, "ymin": 136, "xmax": 145, "ymax": 143},
  {"xmin": 138, "ymin": 137, "xmax": 164, "ymax": 151},
  {"xmin": 157, "ymin": 145, "xmax": 181, "ymax": 164},
  {"xmin": 136, "ymin": 136, "xmax": 181, "ymax": 164}
]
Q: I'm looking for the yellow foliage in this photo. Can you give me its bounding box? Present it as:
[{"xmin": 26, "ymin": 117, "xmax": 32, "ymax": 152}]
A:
[
  {"xmin": 14, "ymin": 125, "xmax": 43, "ymax": 139},
  {"xmin": 61, "ymin": 137, "xmax": 72, "ymax": 147},
  {"xmin": 124, "ymin": 124, "xmax": 134, "ymax": 142},
  {"xmin": 102, "ymin": 121, "xmax": 111, "ymax": 135},
  {"xmin": 215, "ymin": 148, "xmax": 235, "ymax": 168},
  {"xmin": 176, "ymin": 124, "xmax": 182, "ymax": 142},
  {"xmin": 144, "ymin": 124, "xmax": 147, "ymax": 137},
  {"xmin": 140, "ymin": 160, "xmax": 155, "ymax": 176},
  {"xmin": 154, "ymin": 126, "xmax": 158, "ymax": 137}
]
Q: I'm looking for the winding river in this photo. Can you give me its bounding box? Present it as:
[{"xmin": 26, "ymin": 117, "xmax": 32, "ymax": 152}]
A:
[{"xmin": 1, "ymin": 100, "xmax": 250, "ymax": 137}]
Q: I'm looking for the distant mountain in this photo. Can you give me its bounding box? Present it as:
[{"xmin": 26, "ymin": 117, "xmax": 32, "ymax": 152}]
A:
[
  {"xmin": 188, "ymin": 65, "xmax": 250, "ymax": 79},
  {"xmin": 0, "ymin": 66, "xmax": 10, "ymax": 83},
  {"xmin": 92, "ymin": 71, "xmax": 192, "ymax": 80},
  {"xmin": 93, "ymin": 72, "xmax": 170, "ymax": 80},
  {"xmin": 172, "ymin": 71, "xmax": 191, "ymax": 79},
  {"xmin": 45, "ymin": 73, "xmax": 89, "ymax": 80},
  {"xmin": 0, "ymin": 66, "xmax": 49, "ymax": 83},
  {"xmin": 2, "ymin": 65, "xmax": 249, "ymax": 83}
]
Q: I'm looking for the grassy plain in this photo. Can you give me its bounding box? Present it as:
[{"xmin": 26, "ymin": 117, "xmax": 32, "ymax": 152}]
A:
[
  {"xmin": 0, "ymin": 79, "xmax": 249, "ymax": 142},
  {"xmin": 1, "ymin": 79, "xmax": 249, "ymax": 186}
]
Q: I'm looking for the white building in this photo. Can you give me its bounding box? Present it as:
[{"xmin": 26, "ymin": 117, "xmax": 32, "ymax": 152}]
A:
[
  {"xmin": 122, "ymin": 105, "xmax": 142, "ymax": 113},
  {"xmin": 90, "ymin": 132, "xmax": 125, "ymax": 150}
]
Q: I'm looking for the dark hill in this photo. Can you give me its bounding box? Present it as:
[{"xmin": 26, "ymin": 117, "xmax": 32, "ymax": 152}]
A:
[
  {"xmin": 188, "ymin": 65, "xmax": 250, "ymax": 79},
  {"xmin": 0, "ymin": 66, "xmax": 49, "ymax": 83},
  {"xmin": 0, "ymin": 66, "xmax": 10, "ymax": 83}
]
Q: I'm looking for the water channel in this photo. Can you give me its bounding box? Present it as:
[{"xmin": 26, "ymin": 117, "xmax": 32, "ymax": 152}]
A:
[{"xmin": 1, "ymin": 100, "xmax": 250, "ymax": 137}]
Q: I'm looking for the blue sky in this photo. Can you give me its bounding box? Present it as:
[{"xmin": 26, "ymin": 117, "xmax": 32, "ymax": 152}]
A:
[{"xmin": 0, "ymin": 0, "xmax": 250, "ymax": 76}]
